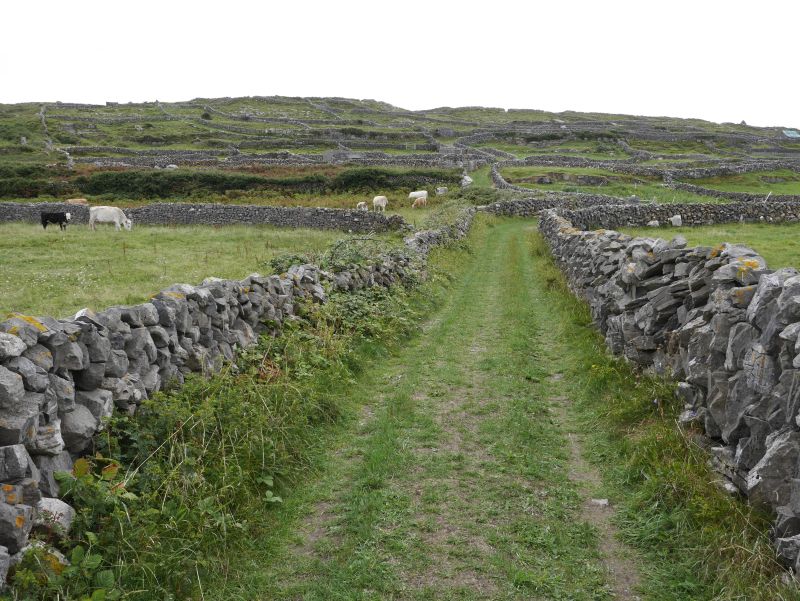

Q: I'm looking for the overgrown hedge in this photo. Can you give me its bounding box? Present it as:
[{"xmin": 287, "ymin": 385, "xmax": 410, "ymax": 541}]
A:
[{"xmin": 70, "ymin": 167, "xmax": 459, "ymax": 198}]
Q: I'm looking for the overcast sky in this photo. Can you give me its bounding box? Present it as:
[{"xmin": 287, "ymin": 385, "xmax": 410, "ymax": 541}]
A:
[{"xmin": 2, "ymin": 0, "xmax": 798, "ymax": 128}]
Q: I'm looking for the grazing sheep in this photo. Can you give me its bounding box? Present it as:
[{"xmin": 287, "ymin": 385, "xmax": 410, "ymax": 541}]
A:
[
  {"xmin": 412, "ymin": 197, "xmax": 427, "ymax": 209},
  {"xmin": 373, "ymin": 195, "xmax": 388, "ymax": 212},
  {"xmin": 65, "ymin": 198, "xmax": 89, "ymax": 206},
  {"xmin": 356, "ymin": 201, "xmax": 369, "ymax": 211},
  {"xmin": 408, "ymin": 190, "xmax": 428, "ymax": 202}
]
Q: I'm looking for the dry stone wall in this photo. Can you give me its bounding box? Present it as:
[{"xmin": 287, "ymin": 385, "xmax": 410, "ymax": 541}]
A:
[
  {"xmin": 538, "ymin": 206, "xmax": 800, "ymax": 568},
  {"xmin": 0, "ymin": 202, "xmax": 407, "ymax": 233},
  {"xmin": 0, "ymin": 207, "xmax": 475, "ymax": 581}
]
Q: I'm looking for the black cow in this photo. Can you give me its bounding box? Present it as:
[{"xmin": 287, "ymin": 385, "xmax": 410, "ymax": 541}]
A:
[{"xmin": 41, "ymin": 212, "xmax": 71, "ymax": 231}]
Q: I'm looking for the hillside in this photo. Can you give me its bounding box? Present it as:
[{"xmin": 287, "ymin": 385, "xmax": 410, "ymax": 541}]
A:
[{"xmin": 1, "ymin": 96, "xmax": 799, "ymax": 205}]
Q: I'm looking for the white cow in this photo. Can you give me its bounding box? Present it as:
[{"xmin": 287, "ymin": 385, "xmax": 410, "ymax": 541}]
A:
[
  {"xmin": 408, "ymin": 190, "xmax": 428, "ymax": 202},
  {"xmin": 356, "ymin": 201, "xmax": 369, "ymax": 211},
  {"xmin": 373, "ymin": 195, "xmax": 388, "ymax": 212},
  {"xmin": 89, "ymin": 206, "xmax": 132, "ymax": 231}
]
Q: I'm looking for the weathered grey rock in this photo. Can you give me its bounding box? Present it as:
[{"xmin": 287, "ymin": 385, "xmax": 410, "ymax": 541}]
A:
[
  {"xmin": 746, "ymin": 429, "xmax": 800, "ymax": 508},
  {"xmin": 0, "ymin": 367, "xmax": 24, "ymax": 408},
  {"xmin": 0, "ymin": 369, "xmax": 38, "ymax": 445},
  {"xmin": 4, "ymin": 357, "xmax": 48, "ymax": 393},
  {"xmin": 646, "ymin": 220, "xmax": 659, "ymax": 227},
  {"xmin": 21, "ymin": 344, "xmax": 53, "ymax": 371},
  {"xmin": 669, "ymin": 214, "xmax": 682, "ymax": 227},
  {"xmin": 0, "ymin": 544, "xmax": 9, "ymax": 587},
  {"xmin": 0, "ymin": 446, "xmax": 33, "ymax": 482},
  {"xmin": 73, "ymin": 362, "xmax": 106, "ymax": 391},
  {"xmin": 50, "ymin": 341, "xmax": 87, "ymax": 371},
  {"xmin": 0, "ymin": 502, "xmax": 33, "ymax": 554},
  {"xmin": 47, "ymin": 374, "xmax": 75, "ymax": 414},
  {"xmin": 28, "ymin": 417, "xmax": 64, "ymax": 457},
  {"xmin": 0, "ymin": 316, "xmax": 45, "ymax": 348},
  {"xmin": 742, "ymin": 343, "xmax": 778, "ymax": 394},
  {"xmin": 0, "ymin": 333, "xmax": 26, "ymax": 360},
  {"xmin": 32, "ymin": 452, "xmax": 73, "ymax": 497},
  {"xmin": 104, "ymin": 349, "xmax": 129, "ymax": 378},
  {"xmin": 60, "ymin": 405, "xmax": 98, "ymax": 453},
  {"xmin": 125, "ymin": 328, "xmax": 157, "ymax": 363},
  {"xmin": 75, "ymin": 389, "xmax": 113, "ymax": 423},
  {"xmin": 35, "ymin": 498, "xmax": 75, "ymax": 534}
]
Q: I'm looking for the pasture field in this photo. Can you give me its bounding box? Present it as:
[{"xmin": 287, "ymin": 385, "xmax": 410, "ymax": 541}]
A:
[
  {"xmin": 692, "ymin": 169, "xmax": 800, "ymax": 195},
  {"xmin": 628, "ymin": 139, "xmax": 714, "ymax": 155},
  {"xmin": 500, "ymin": 165, "xmax": 718, "ymax": 203},
  {"xmin": 0, "ymin": 223, "xmax": 346, "ymax": 317},
  {"xmin": 620, "ymin": 221, "xmax": 800, "ymax": 268}
]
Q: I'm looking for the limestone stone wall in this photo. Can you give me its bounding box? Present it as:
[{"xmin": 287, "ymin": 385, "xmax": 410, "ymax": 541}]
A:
[
  {"xmin": 0, "ymin": 207, "xmax": 475, "ymax": 579},
  {"xmin": 0, "ymin": 202, "xmax": 407, "ymax": 233},
  {"xmin": 538, "ymin": 207, "xmax": 800, "ymax": 569}
]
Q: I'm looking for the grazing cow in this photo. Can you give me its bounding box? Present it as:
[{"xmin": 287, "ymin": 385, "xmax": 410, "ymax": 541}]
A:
[
  {"xmin": 373, "ymin": 195, "xmax": 388, "ymax": 212},
  {"xmin": 412, "ymin": 197, "xmax": 427, "ymax": 209},
  {"xmin": 66, "ymin": 198, "xmax": 89, "ymax": 206},
  {"xmin": 356, "ymin": 201, "xmax": 369, "ymax": 211},
  {"xmin": 41, "ymin": 212, "xmax": 71, "ymax": 231},
  {"xmin": 408, "ymin": 190, "xmax": 428, "ymax": 203},
  {"xmin": 89, "ymin": 206, "xmax": 132, "ymax": 231}
]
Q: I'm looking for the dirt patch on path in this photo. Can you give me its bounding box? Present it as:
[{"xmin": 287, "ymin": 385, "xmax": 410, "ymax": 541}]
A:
[{"xmin": 549, "ymin": 380, "xmax": 642, "ymax": 600}]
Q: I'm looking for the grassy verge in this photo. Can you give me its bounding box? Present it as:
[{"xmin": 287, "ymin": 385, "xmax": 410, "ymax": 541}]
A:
[
  {"xmin": 620, "ymin": 221, "xmax": 800, "ymax": 269},
  {"xmin": 0, "ymin": 223, "xmax": 345, "ymax": 317},
  {"xmin": 8, "ymin": 231, "xmax": 471, "ymax": 600},
  {"xmin": 527, "ymin": 229, "xmax": 799, "ymax": 600}
]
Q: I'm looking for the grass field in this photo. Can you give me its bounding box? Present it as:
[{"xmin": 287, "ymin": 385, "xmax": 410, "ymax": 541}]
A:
[
  {"xmin": 500, "ymin": 165, "xmax": 719, "ymax": 203},
  {"xmin": 692, "ymin": 169, "xmax": 800, "ymax": 195},
  {"xmin": 0, "ymin": 224, "xmax": 345, "ymax": 317},
  {"xmin": 620, "ymin": 221, "xmax": 800, "ymax": 268}
]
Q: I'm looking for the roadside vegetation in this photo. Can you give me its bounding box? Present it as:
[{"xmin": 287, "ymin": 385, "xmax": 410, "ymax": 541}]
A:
[{"xmin": 620, "ymin": 221, "xmax": 800, "ymax": 268}]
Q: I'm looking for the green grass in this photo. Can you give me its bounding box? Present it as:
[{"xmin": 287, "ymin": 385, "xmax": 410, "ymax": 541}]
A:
[
  {"xmin": 628, "ymin": 139, "xmax": 715, "ymax": 155},
  {"xmin": 201, "ymin": 217, "xmax": 615, "ymax": 600},
  {"xmin": 620, "ymin": 221, "xmax": 800, "ymax": 268},
  {"xmin": 0, "ymin": 223, "xmax": 344, "ymax": 317},
  {"xmin": 500, "ymin": 165, "xmax": 718, "ymax": 203},
  {"xmin": 693, "ymin": 169, "xmax": 800, "ymax": 195},
  {"xmin": 467, "ymin": 165, "xmax": 492, "ymax": 188}
]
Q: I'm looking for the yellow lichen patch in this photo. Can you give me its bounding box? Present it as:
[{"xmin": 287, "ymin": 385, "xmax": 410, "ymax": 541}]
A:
[
  {"xmin": 5, "ymin": 493, "xmax": 16, "ymax": 504},
  {"xmin": 163, "ymin": 291, "xmax": 186, "ymax": 299},
  {"xmin": 15, "ymin": 515, "xmax": 25, "ymax": 528},
  {"xmin": 709, "ymin": 244, "xmax": 726, "ymax": 258},
  {"xmin": 8, "ymin": 314, "xmax": 47, "ymax": 332},
  {"xmin": 3, "ymin": 484, "xmax": 13, "ymax": 492},
  {"xmin": 46, "ymin": 552, "xmax": 66, "ymax": 575},
  {"xmin": 741, "ymin": 258, "xmax": 762, "ymax": 269}
]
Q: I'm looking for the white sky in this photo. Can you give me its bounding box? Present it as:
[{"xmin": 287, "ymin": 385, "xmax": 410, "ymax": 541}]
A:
[{"xmin": 1, "ymin": 0, "xmax": 798, "ymax": 128}]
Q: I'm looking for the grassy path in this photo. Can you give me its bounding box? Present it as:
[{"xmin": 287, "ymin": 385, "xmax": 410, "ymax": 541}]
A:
[{"xmin": 205, "ymin": 217, "xmax": 642, "ymax": 600}]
